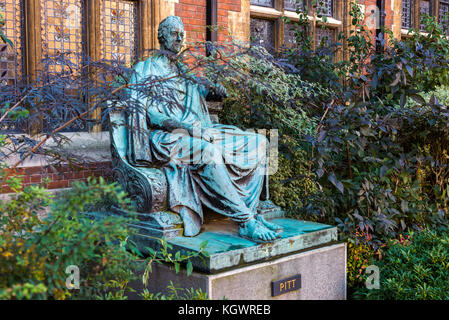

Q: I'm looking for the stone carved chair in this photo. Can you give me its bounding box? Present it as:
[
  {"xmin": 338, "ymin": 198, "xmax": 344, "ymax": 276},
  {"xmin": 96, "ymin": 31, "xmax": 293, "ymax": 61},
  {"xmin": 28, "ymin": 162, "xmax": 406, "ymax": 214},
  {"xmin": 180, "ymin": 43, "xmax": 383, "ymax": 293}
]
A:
[
  {"xmin": 108, "ymin": 110, "xmax": 183, "ymax": 239},
  {"xmin": 108, "ymin": 102, "xmax": 282, "ymax": 240}
]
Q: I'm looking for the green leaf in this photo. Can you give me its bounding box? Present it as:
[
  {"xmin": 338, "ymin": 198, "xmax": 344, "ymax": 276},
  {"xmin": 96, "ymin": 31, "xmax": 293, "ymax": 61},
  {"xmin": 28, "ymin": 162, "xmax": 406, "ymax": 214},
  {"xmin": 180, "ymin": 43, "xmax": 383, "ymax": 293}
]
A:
[
  {"xmin": 186, "ymin": 260, "xmax": 193, "ymax": 276},
  {"xmin": 0, "ymin": 34, "xmax": 13, "ymax": 47},
  {"xmin": 410, "ymin": 94, "xmax": 426, "ymax": 105},
  {"xmin": 328, "ymin": 172, "xmax": 344, "ymax": 194}
]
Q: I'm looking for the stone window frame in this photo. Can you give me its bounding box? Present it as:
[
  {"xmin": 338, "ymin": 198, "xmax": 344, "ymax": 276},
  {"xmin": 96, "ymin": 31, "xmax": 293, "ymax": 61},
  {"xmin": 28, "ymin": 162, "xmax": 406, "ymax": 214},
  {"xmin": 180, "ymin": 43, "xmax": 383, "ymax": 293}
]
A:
[{"xmin": 249, "ymin": 0, "xmax": 343, "ymax": 52}]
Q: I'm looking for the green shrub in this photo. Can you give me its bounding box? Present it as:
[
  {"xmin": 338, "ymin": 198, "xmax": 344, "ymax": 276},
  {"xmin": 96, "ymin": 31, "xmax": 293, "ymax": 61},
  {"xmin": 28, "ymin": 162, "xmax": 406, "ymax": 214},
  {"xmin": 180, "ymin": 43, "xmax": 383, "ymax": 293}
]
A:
[
  {"xmin": 217, "ymin": 48, "xmax": 323, "ymax": 219},
  {"xmin": 219, "ymin": 46, "xmax": 328, "ymax": 133},
  {"xmin": 0, "ymin": 173, "xmax": 210, "ymax": 300},
  {"xmin": 346, "ymin": 241, "xmax": 376, "ymax": 292},
  {"xmin": 269, "ymin": 151, "xmax": 317, "ymax": 217},
  {"xmin": 141, "ymin": 281, "xmax": 208, "ymax": 300},
  {"xmin": 353, "ymin": 228, "xmax": 449, "ymax": 300},
  {"xmin": 276, "ymin": 2, "xmax": 449, "ymax": 248},
  {"xmin": 0, "ymin": 175, "xmax": 140, "ymax": 300}
]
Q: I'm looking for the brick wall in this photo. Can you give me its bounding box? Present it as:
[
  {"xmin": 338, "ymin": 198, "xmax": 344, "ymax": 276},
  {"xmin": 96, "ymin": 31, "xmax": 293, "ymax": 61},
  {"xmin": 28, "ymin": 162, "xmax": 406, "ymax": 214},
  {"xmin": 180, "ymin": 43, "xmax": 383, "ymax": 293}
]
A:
[
  {"xmin": 356, "ymin": 0, "xmax": 396, "ymax": 43},
  {"xmin": 1, "ymin": 1, "xmax": 405, "ymax": 193},
  {"xmin": 217, "ymin": 0, "xmax": 242, "ymax": 43},
  {"xmin": 175, "ymin": 0, "xmax": 207, "ymax": 43},
  {"xmin": 174, "ymin": 0, "xmax": 244, "ymax": 44},
  {"xmin": 1, "ymin": 162, "xmax": 112, "ymax": 193}
]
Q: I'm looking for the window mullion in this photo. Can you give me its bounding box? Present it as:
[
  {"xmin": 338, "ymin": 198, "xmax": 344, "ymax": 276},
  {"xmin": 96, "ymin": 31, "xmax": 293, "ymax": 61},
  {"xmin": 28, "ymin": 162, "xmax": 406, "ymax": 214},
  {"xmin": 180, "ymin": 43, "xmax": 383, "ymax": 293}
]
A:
[
  {"xmin": 86, "ymin": 0, "xmax": 101, "ymax": 132},
  {"xmin": 25, "ymin": 0, "xmax": 43, "ymax": 134}
]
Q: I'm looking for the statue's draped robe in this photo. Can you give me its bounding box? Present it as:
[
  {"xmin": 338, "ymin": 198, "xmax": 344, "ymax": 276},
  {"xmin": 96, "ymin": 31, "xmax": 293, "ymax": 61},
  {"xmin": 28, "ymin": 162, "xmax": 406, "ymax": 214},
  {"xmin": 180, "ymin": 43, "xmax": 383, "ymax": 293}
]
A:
[{"xmin": 127, "ymin": 54, "xmax": 268, "ymax": 236}]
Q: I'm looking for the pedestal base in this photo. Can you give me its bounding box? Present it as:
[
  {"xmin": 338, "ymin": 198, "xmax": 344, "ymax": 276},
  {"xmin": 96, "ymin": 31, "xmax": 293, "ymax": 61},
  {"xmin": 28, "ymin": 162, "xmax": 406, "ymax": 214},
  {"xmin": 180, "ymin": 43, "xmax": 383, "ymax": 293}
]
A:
[{"xmin": 135, "ymin": 242, "xmax": 346, "ymax": 300}]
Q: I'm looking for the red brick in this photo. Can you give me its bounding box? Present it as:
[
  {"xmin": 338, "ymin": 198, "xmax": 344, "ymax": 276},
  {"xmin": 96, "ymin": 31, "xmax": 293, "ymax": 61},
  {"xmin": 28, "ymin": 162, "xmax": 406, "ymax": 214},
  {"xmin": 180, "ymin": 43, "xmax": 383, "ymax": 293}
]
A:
[
  {"xmin": 23, "ymin": 166, "xmax": 41, "ymax": 175},
  {"xmin": 30, "ymin": 175, "xmax": 42, "ymax": 183},
  {"xmin": 47, "ymin": 180, "xmax": 69, "ymax": 189}
]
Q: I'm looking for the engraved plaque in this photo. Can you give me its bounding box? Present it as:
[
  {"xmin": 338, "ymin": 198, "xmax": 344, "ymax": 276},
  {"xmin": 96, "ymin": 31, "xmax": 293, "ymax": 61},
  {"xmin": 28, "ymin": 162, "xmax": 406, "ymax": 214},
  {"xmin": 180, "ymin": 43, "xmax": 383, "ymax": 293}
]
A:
[{"xmin": 271, "ymin": 274, "xmax": 301, "ymax": 296}]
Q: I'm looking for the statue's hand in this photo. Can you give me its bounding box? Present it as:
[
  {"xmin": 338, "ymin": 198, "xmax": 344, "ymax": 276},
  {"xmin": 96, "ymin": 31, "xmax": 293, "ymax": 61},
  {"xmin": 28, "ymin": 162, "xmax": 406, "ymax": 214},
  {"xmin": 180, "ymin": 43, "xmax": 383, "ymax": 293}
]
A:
[
  {"xmin": 201, "ymin": 128, "xmax": 221, "ymax": 143},
  {"xmin": 183, "ymin": 125, "xmax": 218, "ymax": 143},
  {"xmin": 184, "ymin": 125, "xmax": 212, "ymax": 142}
]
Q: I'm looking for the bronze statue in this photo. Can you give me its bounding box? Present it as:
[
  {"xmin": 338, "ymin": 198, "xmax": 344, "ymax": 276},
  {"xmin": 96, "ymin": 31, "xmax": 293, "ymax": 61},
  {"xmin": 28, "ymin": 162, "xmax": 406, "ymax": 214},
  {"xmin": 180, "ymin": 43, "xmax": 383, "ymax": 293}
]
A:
[{"xmin": 122, "ymin": 16, "xmax": 282, "ymax": 243}]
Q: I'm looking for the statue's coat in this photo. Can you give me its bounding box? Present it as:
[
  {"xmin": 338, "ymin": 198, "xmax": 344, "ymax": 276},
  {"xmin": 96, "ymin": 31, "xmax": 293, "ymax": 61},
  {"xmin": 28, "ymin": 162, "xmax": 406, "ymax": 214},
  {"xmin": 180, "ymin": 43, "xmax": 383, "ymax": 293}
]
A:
[{"xmin": 127, "ymin": 53, "xmax": 268, "ymax": 236}]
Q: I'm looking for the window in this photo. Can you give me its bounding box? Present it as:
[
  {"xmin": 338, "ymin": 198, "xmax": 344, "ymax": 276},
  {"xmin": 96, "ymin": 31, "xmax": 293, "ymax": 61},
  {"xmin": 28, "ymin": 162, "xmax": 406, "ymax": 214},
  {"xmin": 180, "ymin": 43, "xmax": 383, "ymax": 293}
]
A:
[
  {"xmin": 0, "ymin": 0, "xmax": 24, "ymax": 132},
  {"xmin": 420, "ymin": 0, "xmax": 431, "ymax": 31},
  {"xmin": 440, "ymin": 1, "xmax": 449, "ymax": 34},
  {"xmin": 250, "ymin": 17, "xmax": 276, "ymax": 50},
  {"xmin": 402, "ymin": 0, "xmax": 413, "ymax": 29},
  {"xmin": 317, "ymin": 0, "xmax": 333, "ymax": 17},
  {"xmin": 251, "ymin": 0, "xmax": 275, "ymax": 8},
  {"xmin": 250, "ymin": 0, "xmax": 341, "ymax": 52},
  {"xmin": 400, "ymin": 1, "xmax": 449, "ymax": 36},
  {"xmin": 0, "ymin": 0, "xmax": 149, "ymax": 133},
  {"xmin": 283, "ymin": 21, "xmax": 304, "ymax": 47},
  {"xmin": 39, "ymin": 0, "xmax": 139, "ymax": 73},
  {"xmin": 284, "ymin": 0, "xmax": 305, "ymax": 12},
  {"xmin": 0, "ymin": 0, "xmax": 23, "ymax": 86},
  {"xmin": 40, "ymin": 0, "xmax": 84, "ymax": 74},
  {"xmin": 315, "ymin": 27, "xmax": 334, "ymax": 47},
  {"xmin": 249, "ymin": 0, "xmax": 278, "ymax": 52},
  {"xmin": 100, "ymin": 0, "xmax": 138, "ymax": 66}
]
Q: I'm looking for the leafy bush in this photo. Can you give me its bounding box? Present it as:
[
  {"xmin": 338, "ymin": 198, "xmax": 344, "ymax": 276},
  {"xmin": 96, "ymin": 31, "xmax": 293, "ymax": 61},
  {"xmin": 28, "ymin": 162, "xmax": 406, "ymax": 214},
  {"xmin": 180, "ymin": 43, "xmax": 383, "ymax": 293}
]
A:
[
  {"xmin": 346, "ymin": 229, "xmax": 384, "ymax": 295},
  {"xmin": 304, "ymin": 98, "xmax": 449, "ymax": 248},
  {"xmin": 219, "ymin": 46, "xmax": 328, "ymax": 133},
  {"xmin": 254, "ymin": 1, "xmax": 449, "ymax": 250},
  {"xmin": 269, "ymin": 151, "xmax": 316, "ymax": 217},
  {"xmin": 141, "ymin": 281, "xmax": 208, "ymax": 300},
  {"xmin": 0, "ymin": 173, "xmax": 211, "ymax": 300},
  {"xmin": 0, "ymin": 174, "xmax": 141, "ymax": 300},
  {"xmin": 353, "ymin": 228, "xmax": 449, "ymax": 300}
]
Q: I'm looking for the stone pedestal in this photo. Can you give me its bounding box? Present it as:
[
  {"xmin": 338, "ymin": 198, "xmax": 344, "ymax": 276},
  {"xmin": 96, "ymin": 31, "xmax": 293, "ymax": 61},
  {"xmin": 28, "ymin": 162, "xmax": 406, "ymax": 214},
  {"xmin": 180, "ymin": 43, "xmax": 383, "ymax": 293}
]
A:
[
  {"xmin": 142, "ymin": 242, "xmax": 346, "ymax": 300},
  {"xmin": 128, "ymin": 217, "xmax": 346, "ymax": 300},
  {"xmin": 89, "ymin": 205, "xmax": 346, "ymax": 299}
]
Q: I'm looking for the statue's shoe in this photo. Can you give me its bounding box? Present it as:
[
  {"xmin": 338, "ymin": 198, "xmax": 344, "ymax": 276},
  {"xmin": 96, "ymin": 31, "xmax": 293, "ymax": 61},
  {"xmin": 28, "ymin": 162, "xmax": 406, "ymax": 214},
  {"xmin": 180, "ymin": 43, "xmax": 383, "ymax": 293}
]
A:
[
  {"xmin": 255, "ymin": 215, "xmax": 284, "ymax": 233},
  {"xmin": 238, "ymin": 219, "xmax": 280, "ymax": 244}
]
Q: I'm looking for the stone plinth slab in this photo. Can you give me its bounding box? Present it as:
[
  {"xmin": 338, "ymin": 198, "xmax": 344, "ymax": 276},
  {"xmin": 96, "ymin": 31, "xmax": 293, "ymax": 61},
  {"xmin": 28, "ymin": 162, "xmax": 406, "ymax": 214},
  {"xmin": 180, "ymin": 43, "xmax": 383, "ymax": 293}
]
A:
[
  {"xmin": 135, "ymin": 218, "xmax": 338, "ymax": 273},
  {"xmin": 138, "ymin": 242, "xmax": 346, "ymax": 300}
]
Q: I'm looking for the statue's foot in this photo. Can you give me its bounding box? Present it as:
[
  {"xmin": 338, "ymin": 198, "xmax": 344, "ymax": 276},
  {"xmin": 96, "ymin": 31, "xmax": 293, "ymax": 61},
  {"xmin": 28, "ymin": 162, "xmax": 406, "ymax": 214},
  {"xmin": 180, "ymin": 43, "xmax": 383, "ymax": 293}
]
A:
[
  {"xmin": 178, "ymin": 206, "xmax": 202, "ymax": 237},
  {"xmin": 238, "ymin": 218, "xmax": 280, "ymax": 243},
  {"xmin": 255, "ymin": 215, "xmax": 283, "ymax": 233}
]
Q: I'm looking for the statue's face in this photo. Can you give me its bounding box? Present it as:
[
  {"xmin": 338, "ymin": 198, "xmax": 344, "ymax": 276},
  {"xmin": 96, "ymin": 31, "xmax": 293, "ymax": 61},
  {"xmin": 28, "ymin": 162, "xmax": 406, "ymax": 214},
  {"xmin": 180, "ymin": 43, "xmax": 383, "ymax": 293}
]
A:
[{"xmin": 162, "ymin": 25, "xmax": 184, "ymax": 54}]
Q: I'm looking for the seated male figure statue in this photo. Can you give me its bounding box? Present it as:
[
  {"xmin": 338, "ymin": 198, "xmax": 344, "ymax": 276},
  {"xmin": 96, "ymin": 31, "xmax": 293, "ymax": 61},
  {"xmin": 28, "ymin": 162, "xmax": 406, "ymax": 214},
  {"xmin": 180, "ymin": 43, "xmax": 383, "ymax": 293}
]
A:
[{"xmin": 127, "ymin": 16, "xmax": 282, "ymax": 243}]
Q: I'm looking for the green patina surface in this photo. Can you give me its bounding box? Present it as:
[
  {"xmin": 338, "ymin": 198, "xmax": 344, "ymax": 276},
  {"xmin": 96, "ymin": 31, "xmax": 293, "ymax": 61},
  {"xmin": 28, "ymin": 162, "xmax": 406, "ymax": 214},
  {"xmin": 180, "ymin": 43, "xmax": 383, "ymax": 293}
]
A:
[
  {"xmin": 162, "ymin": 218, "xmax": 338, "ymax": 273},
  {"xmin": 87, "ymin": 211, "xmax": 338, "ymax": 273},
  {"xmin": 169, "ymin": 219, "xmax": 333, "ymax": 254}
]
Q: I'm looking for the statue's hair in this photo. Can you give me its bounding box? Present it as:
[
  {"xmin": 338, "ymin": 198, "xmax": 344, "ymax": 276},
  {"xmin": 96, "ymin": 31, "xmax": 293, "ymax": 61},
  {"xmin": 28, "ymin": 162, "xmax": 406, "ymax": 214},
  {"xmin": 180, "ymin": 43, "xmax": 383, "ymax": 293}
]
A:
[{"xmin": 158, "ymin": 16, "xmax": 184, "ymax": 46}]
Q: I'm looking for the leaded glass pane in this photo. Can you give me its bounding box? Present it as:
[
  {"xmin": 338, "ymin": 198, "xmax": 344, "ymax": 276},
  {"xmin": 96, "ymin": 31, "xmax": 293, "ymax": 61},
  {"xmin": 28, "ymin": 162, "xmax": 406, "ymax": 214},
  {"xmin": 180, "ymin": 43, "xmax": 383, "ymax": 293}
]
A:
[
  {"xmin": 0, "ymin": 0, "xmax": 23, "ymax": 87},
  {"xmin": 250, "ymin": 0, "xmax": 274, "ymax": 8},
  {"xmin": 316, "ymin": 27, "xmax": 334, "ymax": 47},
  {"xmin": 41, "ymin": 0, "xmax": 84, "ymax": 75},
  {"xmin": 420, "ymin": 0, "xmax": 431, "ymax": 31},
  {"xmin": 283, "ymin": 22, "xmax": 307, "ymax": 49},
  {"xmin": 284, "ymin": 0, "xmax": 304, "ymax": 12},
  {"xmin": 401, "ymin": 0, "xmax": 413, "ymax": 29},
  {"xmin": 41, "ymin": 1, "xmax": 86, "ymax": 132},
  {"xmin": 100, "ymin": 0, "xmax": 138, "ymax": 66},
  {"xmin": 439, "ymin": 1, "xmax": 449, "ymax": 34},
  {"xmin": 250, "ymin": 18, "xmax": 275, "ymax": 51},
  {"xmin": 0, "ymin": 0, "xmax": 25, "ymax": 133},
  {"xmin": 317, "ymin": 0, "xmax": 333, "ymax": 17},
  {"xmin": 284, "ymin": 23, "xmax": 298, "ymax": 47}
]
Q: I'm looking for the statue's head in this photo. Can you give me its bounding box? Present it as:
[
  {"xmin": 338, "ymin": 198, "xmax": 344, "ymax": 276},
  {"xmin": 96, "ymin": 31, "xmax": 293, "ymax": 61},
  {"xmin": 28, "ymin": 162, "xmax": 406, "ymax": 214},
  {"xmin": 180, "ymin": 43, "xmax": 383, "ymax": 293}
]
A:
[{"xmin": 158, "ymin": 16, "xmax": 185, "ymax": 54}]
